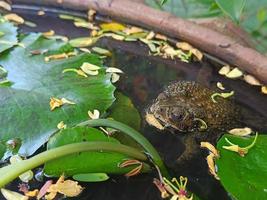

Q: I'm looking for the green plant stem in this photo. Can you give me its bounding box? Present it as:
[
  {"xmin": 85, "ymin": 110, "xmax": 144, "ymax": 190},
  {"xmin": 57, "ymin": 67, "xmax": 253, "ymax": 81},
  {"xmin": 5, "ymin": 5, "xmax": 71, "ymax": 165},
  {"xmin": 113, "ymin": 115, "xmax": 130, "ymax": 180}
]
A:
[
  {"xmin": 77, "ymin": 119, "xmax": 169, "ymax": 177},
  {"xmin": 0, "ymin": 142, "xmax": 147, "ymax": 188}
]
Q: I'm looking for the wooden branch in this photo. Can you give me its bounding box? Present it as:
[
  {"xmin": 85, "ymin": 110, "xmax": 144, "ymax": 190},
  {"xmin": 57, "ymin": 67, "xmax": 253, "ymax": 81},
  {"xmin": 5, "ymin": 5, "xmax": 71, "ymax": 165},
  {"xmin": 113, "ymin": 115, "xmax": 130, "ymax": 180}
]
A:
[{"xmin": 12, "ymin": 0, "xmax": 267, "ymax": 84}]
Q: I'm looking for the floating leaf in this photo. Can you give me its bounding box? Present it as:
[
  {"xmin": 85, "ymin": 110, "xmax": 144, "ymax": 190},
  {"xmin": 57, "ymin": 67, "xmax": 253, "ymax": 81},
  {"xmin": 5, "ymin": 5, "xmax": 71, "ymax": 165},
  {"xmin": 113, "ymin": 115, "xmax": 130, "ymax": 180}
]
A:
[
  {"xmin": 0, "ymin": 33, "xmax": 115, "ymax": 159},
  {"xmin": 73, "ymin": 173, "xmax": 109, "ymax": 182},
  {"xmin": 0, "ymin": 20, "xmax": 18, "ymax": 53},
  {"xmin": 44, "ymin": 127, "xmax": 140, "ymax": 176},
  {"xmin": 92, "ymin": 47, "xmax": 112, "ymax": 56},
  {"xmin": 108, "ymin": 93, "xmax": 142, "ymax": 148},
  {"xmin": 58, "ymin": 14, "xmax": 86, "ymax": 22},
  {"xmin": 69, "ymin": 37, "xmax": 97, "ymax": 47},
  {"xmin": 216, "ymin": 134, "xmax": 267, "ymax": 199}
]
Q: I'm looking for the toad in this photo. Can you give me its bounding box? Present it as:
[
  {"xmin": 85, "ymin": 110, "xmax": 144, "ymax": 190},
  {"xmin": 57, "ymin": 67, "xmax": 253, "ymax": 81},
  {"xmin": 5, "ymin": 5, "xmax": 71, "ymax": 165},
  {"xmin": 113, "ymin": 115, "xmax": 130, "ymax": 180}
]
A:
[{"xmin": 145, "ymin": 81, "xmax": 240, "ymax": 162}]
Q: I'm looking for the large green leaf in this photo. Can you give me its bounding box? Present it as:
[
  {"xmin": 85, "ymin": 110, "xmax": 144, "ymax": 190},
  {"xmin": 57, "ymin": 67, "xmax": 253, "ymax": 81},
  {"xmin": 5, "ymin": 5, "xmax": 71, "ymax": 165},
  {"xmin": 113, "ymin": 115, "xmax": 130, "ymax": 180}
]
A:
[
  {"xmin": 109, "ymin": 92, "xmax": 141, "ymax": 130},
  {"xmin": 0, "ymin": 20, "xmax": 18, "ymax": 53},
  {"xmin": 108, "ymin": 92, "xmax": 142, "ymax": 149},
  {"xmin": 216, "ymin": 134, "xmax": 267, "ymax": 199},
  {"xmin": 44, "ymin": 127, "xmax": 136, "ymax": 177},
  {"xmin": 0, "ymin": 33, "xmax": 115, "ymax": 159},
  {"xmin": 215, "ymin": 0, "xmax": 246, "ymax": 22}
]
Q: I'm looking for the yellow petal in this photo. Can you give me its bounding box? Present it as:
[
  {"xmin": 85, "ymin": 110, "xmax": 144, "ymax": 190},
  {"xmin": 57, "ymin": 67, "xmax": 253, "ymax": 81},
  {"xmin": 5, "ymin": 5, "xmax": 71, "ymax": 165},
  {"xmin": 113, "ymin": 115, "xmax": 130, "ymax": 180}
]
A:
[
  {"xmin": 100, "ymin": 22, "xmax": 126, "ymax": 32},
  {"xmin": 61, "ymin": 98, "xmax": 76, "ymax": 105},
  {"xmin": 57, "ymin": 121, "xmax": 67, "ymax": 129},
  {"xmin": 1, "ymin": 188, "xmax": 28, "ymax": 200},
  {"xmin": 4, "ymin": 13, "xmax": 24, "ymax": 24},
  {"xmin": 146, "ymin": 31, "xmax": 155, "ymax": 40},
  {"xmin": 0, "ymin": 1, "xmax": 11, "ymax": 11},
  {"xmin": 190, "ymin": 48, "xmax": 203, "ymax": 61},
  {"xmin": 155, "ymin": 33, "xmax": 167, "ymax": 41},
  {"xmin": 50, "ymin": 97, "xmax": 75, "ymax": 111},
  {"xmin": 243, "ymin": 75, "xmax": 261, "ymax": 86},
  {"xmin": 216, "ymin": 82, "xmax": 225, "ymax": 90},
  {"xmin": 176, "ymin": 42, "xmax": 192, "ymax": 51},
  {"xmin": 42, "ymin": 30, "xmax": 55, "ymax": 37},
  {"xmin": 110, "ymin": 33, "xmax": 125, "ymax": 41},
  {"xmin": 88, "ymin": 9, "xmax": 96, "ymax": 21},
  {"xmin": 111, "ymin": 73, "xmax": 120, "ymax": 83},
  {"xmin": 206, "ymin": 153, "xmax": 219, "ymax": 180},
  {"xmin": 228, "ymin": 127, "xmax": 252, "ymax": 136},
  {"xmin": 80, "ymin": 62, "xmax": 100, "ymax": 76},
  {"xmin": 200, "ymin": 142, "xmax": 219, "ymax": 158},
  {"xmin": 218, "ymin": 65, "xmax": 230, "ymax": 75},
  {"xmin": 88, "ymin": 109, "xmax": 100, "ymax": 119},
  {"xmin": 54, "ymin": 180, "xmax": 83, "ymax": 197},
  {"xmin": 76, "ymin": 69, "xmax": 88, "ymax": 77},
  {"xmin": 37, "ymin": 10, "xmax": 45, "ymax": 16},
  {"xmin": 225, "ymin": 67, "xmax": 243, "ymax": 79},
  {"xmin": 261, "ymin": 86, "xmax": 267, "ymax": 94},
  {"xmin": 106, "ymin": 68, "xmax": 123, "ymax": 74},
  {"xmin": 123, "ymin": 26, "xmax": 144, "ymax": 35},
  {"xmin": 50, "ymin": 97, "xmax": 63, "ymax": 110},
  {"xmin": 145, "ymin": 113, "xmax": 164, "ymax": 130},
  {"xmin": 222, "ymin": 144, "xmax": 239, "ymax": 152},
  {"xmin": 25, "ymin": 189, "xmax": 39, "ymax": 197}
]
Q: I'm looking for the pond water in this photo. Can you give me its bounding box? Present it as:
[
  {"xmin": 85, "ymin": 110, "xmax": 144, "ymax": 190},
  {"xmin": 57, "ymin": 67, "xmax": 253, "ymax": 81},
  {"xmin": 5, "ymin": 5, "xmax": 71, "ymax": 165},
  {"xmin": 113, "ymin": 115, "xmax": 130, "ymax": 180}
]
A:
[{"xmin": 2, "ymin": 3, "xmax": 267, "ymax": 200}]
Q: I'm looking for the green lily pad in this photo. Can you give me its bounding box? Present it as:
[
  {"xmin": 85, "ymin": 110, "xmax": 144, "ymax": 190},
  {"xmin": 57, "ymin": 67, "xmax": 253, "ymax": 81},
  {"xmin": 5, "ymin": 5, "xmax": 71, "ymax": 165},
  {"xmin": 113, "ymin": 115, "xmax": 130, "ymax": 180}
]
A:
[
  {"xmin": 0, "ymin": 33, "xmax": 115, "ymax": 159},
  {"xmin": 108, "ymin": 92, "xmax": 141, "ymax": 130},
  {"xmin": 216, "ymin": 134, "xmax": 267, "ymax": 199},
  {"xmin": 0, "ymin": 20, "xmax": 18, "ymax": 53},
  {"xmin": 108, "ymin": 92, "xmax": 142, "ymax": 149},
  {"xmin": 44, "ymin": 127, "xmax": 139, "ymax": 177},
  {"xmin": 73, "ymin": 173, "xmax": 109, "ymax": 182}
]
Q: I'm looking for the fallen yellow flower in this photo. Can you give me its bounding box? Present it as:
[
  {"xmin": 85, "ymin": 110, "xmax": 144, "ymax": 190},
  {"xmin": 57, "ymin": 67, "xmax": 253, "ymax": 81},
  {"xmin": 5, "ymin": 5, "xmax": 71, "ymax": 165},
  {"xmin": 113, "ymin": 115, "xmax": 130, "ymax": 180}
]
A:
[
  {"xmin": 50, "ymin": 97, "xmax": 75, "ymax": 111},
  {"xmin": 45, "ymin": 175, "xmax": 83, "ymax": 199}
]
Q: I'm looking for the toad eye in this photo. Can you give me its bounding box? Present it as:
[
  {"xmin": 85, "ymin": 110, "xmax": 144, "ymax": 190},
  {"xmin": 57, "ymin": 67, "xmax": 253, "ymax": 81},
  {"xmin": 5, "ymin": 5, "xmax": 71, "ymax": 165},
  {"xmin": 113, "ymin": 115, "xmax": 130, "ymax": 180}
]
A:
[{"xmin": 170, "ymin": 113, "xmax": 183, "ymax": 121}]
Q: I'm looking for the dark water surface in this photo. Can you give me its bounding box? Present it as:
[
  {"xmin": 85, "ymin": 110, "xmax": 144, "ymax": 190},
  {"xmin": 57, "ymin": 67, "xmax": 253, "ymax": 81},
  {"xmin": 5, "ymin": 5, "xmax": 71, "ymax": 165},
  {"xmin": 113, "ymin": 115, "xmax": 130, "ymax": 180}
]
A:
[{"xmin": 1, "ymin": 4, "xmax": 267, "ymax": 200}]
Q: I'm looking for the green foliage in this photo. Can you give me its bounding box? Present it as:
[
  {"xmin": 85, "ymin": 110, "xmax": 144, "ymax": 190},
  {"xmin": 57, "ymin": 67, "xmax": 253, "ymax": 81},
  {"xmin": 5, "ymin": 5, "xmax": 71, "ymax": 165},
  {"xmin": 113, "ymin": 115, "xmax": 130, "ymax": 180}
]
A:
[
  {"xmin": 215, "ymin": 0, "xmax": 246, "ymax": 23},
  {"xmin": 109, "ymin": 92, "xmax": 141, "ymax": 130},
  {"xmin": 44, "ymin": 127, "xmax": 141, "ymax": 177},
  {"xmin": 216, "ymin": 134, "xmax": 267, "ymax": 199},
  {"xmin": 146, "ymin": 0, "xmax": 267, "ymax": 52},
  {"xmin": 73, "ymin": 173, "xmax": 110, "ymax": 182},
  {"xmin": 0, "ymin": 33, "xmax": 115, "ymax": 159},
  {"xmin": 0, "ymin": 20, "xmax": 18, "ymax": 53}
]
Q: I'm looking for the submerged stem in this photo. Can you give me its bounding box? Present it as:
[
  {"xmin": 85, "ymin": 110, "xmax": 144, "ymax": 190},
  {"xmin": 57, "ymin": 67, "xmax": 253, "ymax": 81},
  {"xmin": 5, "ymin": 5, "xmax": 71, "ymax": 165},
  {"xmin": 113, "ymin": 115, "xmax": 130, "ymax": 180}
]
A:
[
  {"xmin": 77, "ymin": 119, "xmax": 169, "ymax": 177},
  {"xmin": 0, "ymin": 142, "xmax": 147, "ymax": 188}
]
